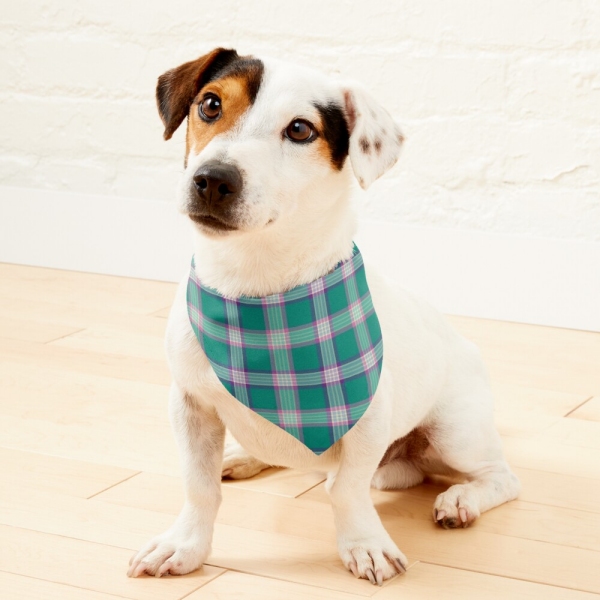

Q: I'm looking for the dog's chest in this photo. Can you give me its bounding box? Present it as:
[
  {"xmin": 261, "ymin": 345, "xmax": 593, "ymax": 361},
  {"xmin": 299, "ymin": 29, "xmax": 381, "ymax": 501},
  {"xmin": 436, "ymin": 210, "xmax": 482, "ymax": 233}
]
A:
[
  {"xmin": 166, "ymin": 294, "xmax": 223, "ymax": 400},
  {"xmin": 172, "ymin": 333, "xmax": 333, "ymax": 468}
]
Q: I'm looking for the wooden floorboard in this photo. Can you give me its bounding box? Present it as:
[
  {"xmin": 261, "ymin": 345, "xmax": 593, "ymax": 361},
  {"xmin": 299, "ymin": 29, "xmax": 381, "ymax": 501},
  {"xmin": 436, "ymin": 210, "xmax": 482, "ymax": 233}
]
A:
[
  {"xmin": 1, "ymin": 263, "xmax": 599, "ymax": 599},
  {"xmin": 0, "ymin": 447, "xmax": 137, "ymax": 499},
  {"xmin": 0, "ymin": 525, "xmax": 223, "ymax": 600},
  {"xmin": 375, "ymin": 562, "xmax": 600, "ymax": 600},
  {"xmin": 0, "ymin": 571, "xmax": 126, "ymax": 600},
  {"xmin": 569, "ymin": 396, "xmax": 600, "ymax": 421}
]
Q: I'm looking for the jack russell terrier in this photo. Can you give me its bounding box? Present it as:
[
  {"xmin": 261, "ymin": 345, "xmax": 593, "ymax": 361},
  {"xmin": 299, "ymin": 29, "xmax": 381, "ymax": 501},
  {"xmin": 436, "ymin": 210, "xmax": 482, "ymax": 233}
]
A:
[{"xmin": 128, "ymin": 48, "xmax": 520, "ymax": 585}]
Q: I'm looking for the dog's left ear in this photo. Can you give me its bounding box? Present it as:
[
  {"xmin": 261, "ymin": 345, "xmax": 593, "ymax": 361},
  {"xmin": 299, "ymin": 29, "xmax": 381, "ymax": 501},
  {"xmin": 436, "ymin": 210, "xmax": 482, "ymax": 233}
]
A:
[{"xmin": 341, "ymin": 83, "xmax": 404, "ymax": 189}]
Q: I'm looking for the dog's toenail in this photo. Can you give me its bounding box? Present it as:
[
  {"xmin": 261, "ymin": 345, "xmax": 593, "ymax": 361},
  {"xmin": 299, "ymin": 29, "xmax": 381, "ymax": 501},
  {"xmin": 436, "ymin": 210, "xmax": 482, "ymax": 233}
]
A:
[{"xmin": 395, "ymin": 558, "xmax": 406, "ymax": 573}]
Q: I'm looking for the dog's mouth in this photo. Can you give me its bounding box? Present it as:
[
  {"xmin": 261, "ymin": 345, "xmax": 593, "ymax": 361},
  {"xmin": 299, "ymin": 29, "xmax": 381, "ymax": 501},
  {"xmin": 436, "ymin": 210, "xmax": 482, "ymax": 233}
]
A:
[{"xmin": 188, "ymin": 213, "xmax": 237, "ymax": 231}]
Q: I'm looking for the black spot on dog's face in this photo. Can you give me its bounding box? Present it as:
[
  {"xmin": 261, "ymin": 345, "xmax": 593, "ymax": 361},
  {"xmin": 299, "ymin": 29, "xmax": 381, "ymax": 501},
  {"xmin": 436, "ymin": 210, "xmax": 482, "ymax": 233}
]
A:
[
  {"xmin": 374, "ymin": 139, "xmax": 382, "ymax": 154},
  {"xmin": 359, "ymin": 137, "xmax": 371, "ymax": 154},
  {"xmin": 314, "ymin": 102, "xmax": 350, "ymax": 170}
]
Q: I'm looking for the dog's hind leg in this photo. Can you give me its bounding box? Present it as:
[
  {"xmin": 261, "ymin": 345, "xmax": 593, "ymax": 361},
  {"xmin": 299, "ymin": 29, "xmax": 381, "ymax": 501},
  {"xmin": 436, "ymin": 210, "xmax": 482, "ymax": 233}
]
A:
[
  {"xmin": 429, "ymin": 388, "xmax": 520, "ymax": 528},
  {"xmin": 371, "ymin": 459, "xmax": 424, "ymax": 490},
  {"xmin": 221, "ymin": 439, "xmax": 271, "ymax": 479},
  {"xmin": 370, "ymin": 428, "xmax": 428, "ymax": 490}
]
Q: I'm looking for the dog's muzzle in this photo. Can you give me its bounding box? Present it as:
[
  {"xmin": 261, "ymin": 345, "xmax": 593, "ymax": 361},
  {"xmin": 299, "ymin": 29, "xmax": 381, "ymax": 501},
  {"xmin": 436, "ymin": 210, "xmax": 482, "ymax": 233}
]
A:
[{"xmin": 188, "ymin": 160, "xmax": 243, "ymax": 231}]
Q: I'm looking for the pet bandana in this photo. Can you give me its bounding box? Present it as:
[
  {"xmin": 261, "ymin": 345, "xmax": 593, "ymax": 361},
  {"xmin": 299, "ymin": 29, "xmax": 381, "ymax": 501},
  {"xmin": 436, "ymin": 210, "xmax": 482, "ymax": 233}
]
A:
[{"xmin": 186, "ymin": 245, "xmax": 383, "ymax": 454}]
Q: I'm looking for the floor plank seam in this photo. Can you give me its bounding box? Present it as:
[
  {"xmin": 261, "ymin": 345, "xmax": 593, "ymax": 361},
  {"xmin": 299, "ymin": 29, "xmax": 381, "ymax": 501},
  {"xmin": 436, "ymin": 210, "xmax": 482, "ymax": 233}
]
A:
[
  {"xmin": 178, "ymin": 568, "xmax": 230, "ymax": 599},
  {"xmin": 0, "ymin": 568, "xmax": 134, "ymax": 600},
  {"xmin": 514, "ymin": 465, "xmax": 600, "ymax": 482},
  {"xmin": 0, "ymin": 445, "xmax": 143, "ymax": 476},
  {"xmin": 418, "ymin": 559, "xmax": 600, "ymax": 594},
  {"xmin": 418, "ymin": 519, "xmax": 600, "ymax": 552},
  {"xmin": 43, "ymin": 327, "xmax": 87, "ymax": 344},
  {"xmin": 2, "ymin": 523, "xmax": 139, "ymax": 553},
  {"xmin": 500, "ymin": 498, "xmax": 600, "ymax": 516},
  {"xmin": 87, "ymin": 471, "xmax": 143, "ymax": 500},
  {"xmin": 510, "ymin": 466, "xmax": 600, "ymax": 482},
  {"xmin": 201, "ymin": 563, "xmax": 377, "ymax": 597},
  {"xmin": 404, "ymin": 559, "xmax": 421, "ymax": 571},
  {"xmin": 563, "ymin": 396, "xmax": 595, "ymax": 418},
  {"xmin": 293, "ymin": 476, "xmax": 327, "ymax": 499}
]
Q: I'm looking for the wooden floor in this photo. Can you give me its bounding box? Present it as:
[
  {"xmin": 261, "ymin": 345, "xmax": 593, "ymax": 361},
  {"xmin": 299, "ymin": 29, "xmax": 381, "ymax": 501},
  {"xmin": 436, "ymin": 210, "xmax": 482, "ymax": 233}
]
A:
[{"xmin": 1, "ymin": 262, "xmax": 599, "ymax": 600}]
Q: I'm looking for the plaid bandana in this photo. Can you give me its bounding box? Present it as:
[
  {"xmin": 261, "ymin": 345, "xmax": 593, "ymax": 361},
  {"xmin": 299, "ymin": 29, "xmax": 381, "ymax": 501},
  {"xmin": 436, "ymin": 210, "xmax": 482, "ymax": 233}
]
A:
[{"xmin": 186, "ymin": 245, "xmax": 383, "ymax": 454}]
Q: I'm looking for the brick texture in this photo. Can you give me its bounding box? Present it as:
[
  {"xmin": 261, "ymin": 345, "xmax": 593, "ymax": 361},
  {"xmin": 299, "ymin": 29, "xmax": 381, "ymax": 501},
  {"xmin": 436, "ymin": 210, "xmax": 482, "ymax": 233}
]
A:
[{"xmin": 1, "ymin": 0, "xmax": 599, "ymax": 241}]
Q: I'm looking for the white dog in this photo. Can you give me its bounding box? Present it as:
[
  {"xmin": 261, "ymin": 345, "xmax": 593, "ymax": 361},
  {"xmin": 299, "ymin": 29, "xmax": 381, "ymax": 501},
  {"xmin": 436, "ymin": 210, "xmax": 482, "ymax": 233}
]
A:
[{"xmin": 128, "ymin": 48, "xmax": 520, "ymax": 585}]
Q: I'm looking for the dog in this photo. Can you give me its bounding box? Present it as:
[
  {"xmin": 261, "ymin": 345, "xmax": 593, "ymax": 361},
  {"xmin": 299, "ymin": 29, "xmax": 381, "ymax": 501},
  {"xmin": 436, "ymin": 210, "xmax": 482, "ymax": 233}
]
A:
[{"xmin": 127, "ymin": 47, "xmax": 520, "ymax": 585}]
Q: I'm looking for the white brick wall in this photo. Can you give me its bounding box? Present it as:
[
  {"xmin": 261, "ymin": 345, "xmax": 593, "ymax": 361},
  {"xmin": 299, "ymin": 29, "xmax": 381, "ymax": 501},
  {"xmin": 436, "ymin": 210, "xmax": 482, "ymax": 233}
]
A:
[{"xmin": 1, "ymin": 0, "xmax": 599, "ymax": 241}]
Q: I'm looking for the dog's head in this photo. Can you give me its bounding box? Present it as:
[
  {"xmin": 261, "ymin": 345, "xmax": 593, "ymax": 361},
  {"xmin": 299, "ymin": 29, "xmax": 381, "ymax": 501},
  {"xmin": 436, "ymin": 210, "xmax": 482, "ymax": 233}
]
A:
[{"xmin": 157, "ymin": 48, "xmax": 404, "ymax": 236}]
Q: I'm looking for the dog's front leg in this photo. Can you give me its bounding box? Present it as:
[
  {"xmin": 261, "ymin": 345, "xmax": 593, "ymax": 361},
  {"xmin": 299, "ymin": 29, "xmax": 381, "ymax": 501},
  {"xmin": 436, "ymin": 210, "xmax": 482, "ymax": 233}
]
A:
[
  {"xmin": 128, "ymin": 382, "xmax": 224, "ymax": 577},
  {"xmin": 327, "ymin": 407, "xmax": 408, "ymax": 585}
]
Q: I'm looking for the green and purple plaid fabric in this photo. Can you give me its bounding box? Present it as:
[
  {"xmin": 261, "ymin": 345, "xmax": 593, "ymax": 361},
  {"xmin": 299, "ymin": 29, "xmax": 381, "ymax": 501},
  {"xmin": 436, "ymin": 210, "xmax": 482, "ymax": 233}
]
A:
[{"xmin": 186, "ymin": 245, "xmax": 383, "ymax": 454}]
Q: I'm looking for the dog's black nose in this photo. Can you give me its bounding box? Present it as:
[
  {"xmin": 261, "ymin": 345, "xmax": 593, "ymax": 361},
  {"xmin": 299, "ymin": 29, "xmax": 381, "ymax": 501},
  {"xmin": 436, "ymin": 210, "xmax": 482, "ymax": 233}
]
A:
[{"xmin": 193, "ymin": 161, "xmax": 242, "ymax": 207}]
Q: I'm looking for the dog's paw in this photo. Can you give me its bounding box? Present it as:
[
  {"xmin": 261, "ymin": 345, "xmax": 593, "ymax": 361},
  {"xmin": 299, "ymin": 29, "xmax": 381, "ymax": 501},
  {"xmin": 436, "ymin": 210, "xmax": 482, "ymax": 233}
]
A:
[
  {"xmin": 127, "ymin": 529, "xmax": 210, "ymax": 578},
  {"xmin": 338, "ymin": 536, "xmax": 407, "ymax": 585},
  {"xmin": 433, "ymin": 483, "xmax": 480, "ymax": 529},
  {"xmin": 221, "ymin": 442, "xmax": 269, "ymax": 480}
]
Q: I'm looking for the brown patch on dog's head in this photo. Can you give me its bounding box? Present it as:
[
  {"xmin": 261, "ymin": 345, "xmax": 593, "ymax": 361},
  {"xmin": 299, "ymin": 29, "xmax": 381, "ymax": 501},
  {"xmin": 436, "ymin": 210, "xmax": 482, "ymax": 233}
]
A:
[
  {"xmin": 156, "ymin": 48, "xmax": 263, "ymax": 150},
  {"xmin": 187, "ymin": 66, "xmax": 262, "ymax": 155},
  {"xmin": 313, "ymin": 102, "xmax": 350, "ymax": 170},
  {"xmin": 374, "ymin": 139, "xmax": 382, "ymax": 154},
  {"xmin": 359, "ymin": 136, "xmax": 371, "ymax": 154}
]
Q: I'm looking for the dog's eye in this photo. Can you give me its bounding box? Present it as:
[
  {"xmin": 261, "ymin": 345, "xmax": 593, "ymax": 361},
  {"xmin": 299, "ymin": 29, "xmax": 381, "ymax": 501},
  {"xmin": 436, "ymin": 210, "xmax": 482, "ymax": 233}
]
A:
[
  {"xmin": 284, "ymin": 119, "xmax": 315, "ymax": 143},
  {"xmin": 199, "ymin": 94, "xmax": 222, "ymax": 121}
]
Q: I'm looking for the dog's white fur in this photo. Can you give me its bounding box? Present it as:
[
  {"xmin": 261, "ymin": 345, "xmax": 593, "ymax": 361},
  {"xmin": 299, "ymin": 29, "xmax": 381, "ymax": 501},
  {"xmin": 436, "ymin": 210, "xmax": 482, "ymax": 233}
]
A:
[{"xmin": 128, "ymin": 55, "xmax": 520, "ymax": 584}]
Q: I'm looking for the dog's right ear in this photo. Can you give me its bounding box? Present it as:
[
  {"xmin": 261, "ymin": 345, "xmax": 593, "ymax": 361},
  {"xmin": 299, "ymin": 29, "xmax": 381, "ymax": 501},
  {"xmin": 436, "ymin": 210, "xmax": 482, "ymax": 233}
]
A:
[{"xmin": 156, "ymin": 48, "xmax": 239, "ymax": 140}]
